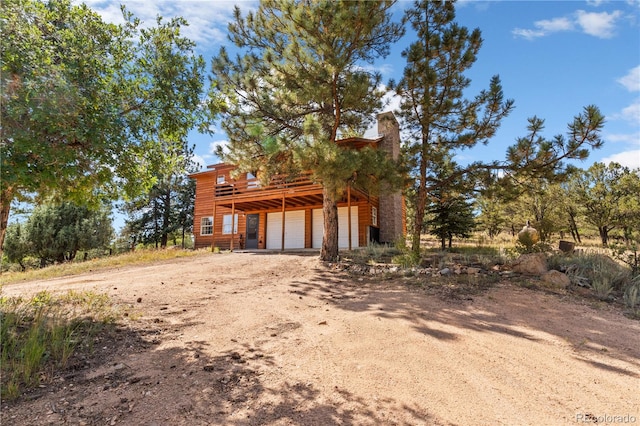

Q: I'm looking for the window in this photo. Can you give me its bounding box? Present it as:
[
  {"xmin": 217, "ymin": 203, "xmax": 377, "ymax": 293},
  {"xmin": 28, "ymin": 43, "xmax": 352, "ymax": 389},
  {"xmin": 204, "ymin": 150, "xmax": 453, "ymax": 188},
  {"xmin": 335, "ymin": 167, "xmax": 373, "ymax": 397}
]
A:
[
  {"xmin": 247, "ymin": 172, "xmax": 259, "ymax": 188},
  {"xmin": 372, "ymin": 207, "xmax": 378, "ymax": 226},
  {"xmin": 217, "ymin": 175, "xmax": 225, "ymax": 184},
  {"xmin": 200, "ymin": 217, "xmax": 213, "ymax": 235},
  {"xmin": 222, "ymin": 214, "xmax": 239, "ymax": 234}
]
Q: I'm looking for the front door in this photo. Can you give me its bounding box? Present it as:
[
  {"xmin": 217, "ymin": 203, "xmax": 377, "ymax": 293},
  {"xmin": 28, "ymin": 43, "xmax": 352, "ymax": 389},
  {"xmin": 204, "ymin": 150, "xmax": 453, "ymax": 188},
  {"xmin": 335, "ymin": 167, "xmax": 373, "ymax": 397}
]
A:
[{"xmin": 245, "ymin": 214, "xmax": 259, "ymax": 249}]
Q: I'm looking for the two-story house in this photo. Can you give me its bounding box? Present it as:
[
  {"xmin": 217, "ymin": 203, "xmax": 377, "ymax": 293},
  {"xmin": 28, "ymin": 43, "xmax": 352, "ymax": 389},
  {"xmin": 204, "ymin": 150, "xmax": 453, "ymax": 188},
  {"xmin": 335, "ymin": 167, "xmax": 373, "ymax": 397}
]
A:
[{"xmin": 189, "ymin": 112, "xmax": 405, "ymax": 251}]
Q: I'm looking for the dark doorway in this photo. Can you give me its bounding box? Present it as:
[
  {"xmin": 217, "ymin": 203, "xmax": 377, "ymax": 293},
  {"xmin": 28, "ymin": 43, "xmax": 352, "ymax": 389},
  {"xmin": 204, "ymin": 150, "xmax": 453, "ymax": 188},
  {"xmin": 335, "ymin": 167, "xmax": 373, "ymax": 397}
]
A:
[
  {"xmin": 368, "ymin": 226, "xmax": 380, "ymax": 244},
  {"xmin": 246, "ymin": 214, "xmax": 260, "ymax": 249}
]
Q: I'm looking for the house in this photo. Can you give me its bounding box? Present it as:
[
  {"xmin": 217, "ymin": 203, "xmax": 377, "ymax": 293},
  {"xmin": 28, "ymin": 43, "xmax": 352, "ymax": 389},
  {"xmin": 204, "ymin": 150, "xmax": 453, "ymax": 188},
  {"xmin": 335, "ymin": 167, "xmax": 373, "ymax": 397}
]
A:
[{"xmin": 189, "ymin": 112, "xmax": 405, "ymax": 251}]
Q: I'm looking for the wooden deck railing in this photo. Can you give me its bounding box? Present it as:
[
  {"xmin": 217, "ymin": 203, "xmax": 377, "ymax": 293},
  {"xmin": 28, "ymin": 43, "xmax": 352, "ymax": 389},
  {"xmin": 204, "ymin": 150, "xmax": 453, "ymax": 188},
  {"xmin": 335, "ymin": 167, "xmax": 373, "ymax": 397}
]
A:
[{"xmin": 214, "ymin": 173, "xmax": 323, "ymax": 200}]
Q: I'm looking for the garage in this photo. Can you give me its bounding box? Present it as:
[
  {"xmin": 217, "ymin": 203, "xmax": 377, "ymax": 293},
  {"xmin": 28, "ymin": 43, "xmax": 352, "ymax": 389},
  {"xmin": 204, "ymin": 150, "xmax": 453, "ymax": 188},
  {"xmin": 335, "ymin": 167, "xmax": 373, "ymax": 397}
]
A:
[
  {"xmin": 266, "ymin": 210, "xmax": 306, "ymax": 249},
  {"xmin": 312, "ymin": 206, "xmax": 358, "ymax": 249}
]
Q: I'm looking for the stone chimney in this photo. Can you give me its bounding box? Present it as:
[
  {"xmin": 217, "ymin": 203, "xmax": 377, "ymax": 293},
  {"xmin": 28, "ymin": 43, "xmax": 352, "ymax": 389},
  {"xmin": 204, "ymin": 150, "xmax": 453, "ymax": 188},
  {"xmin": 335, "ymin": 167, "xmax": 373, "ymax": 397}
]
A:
[{"xmin": 376, "ymin": 112, "xmax": 405, "ymax": 244}]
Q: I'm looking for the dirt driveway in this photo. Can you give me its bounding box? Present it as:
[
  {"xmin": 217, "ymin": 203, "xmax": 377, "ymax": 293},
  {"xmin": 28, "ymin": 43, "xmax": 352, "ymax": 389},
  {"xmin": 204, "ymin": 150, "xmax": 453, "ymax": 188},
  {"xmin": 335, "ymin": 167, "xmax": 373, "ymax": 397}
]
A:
[{"xmin": 2, "ymin": 252, "xmax": 639, "ymax": 425}]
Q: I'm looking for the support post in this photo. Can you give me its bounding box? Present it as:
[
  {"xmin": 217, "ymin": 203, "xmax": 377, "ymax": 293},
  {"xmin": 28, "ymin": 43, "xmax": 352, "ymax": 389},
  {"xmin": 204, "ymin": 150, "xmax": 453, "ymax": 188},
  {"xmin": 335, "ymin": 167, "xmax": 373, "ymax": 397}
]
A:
[
  {"xmin": 211, "ymin": 172, "xmax": 218, "ymax": 252},
  {"xmin": 281, "ymin": 193, "xmax": 286, "ymax": 251},
  {"xmin": 230, "ymin": 200, "xmax": 235, "ymax": 251},
  {"xmin": 347, "ymin": 184, "xmax": 352, "ymax": 251}
]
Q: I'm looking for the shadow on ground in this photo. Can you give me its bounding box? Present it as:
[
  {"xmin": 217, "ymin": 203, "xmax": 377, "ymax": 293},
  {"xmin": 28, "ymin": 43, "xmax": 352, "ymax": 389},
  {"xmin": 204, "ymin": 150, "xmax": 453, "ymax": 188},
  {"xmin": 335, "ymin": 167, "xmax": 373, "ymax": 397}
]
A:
[
  {"xmin": 3, "ymin": 305, "xmax": 440, "ymax": 426},
  {"xmin": 289, "ymin": 264, "xmax": 640, "ymax": 380}
]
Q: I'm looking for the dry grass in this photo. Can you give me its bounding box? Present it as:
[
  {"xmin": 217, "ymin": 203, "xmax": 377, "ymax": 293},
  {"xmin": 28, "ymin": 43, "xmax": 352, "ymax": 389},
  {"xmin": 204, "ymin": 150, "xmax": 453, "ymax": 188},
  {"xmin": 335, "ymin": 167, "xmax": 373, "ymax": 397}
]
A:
[
  {"xmin": 0, "ymin": 249, "xmax": 210, "ymax": 285},
  {"xmin": 0, "ymin": 289, "xmax": 120, "ymax": 400}
]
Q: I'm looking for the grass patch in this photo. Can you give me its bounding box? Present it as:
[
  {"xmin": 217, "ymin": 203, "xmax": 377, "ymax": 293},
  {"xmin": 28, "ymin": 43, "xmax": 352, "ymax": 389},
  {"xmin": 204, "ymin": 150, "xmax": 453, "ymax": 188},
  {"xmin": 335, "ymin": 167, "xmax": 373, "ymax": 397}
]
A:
[
  {"xmin": 548, "ymin": 251, "xmax": 631, "ymax": 291},
  {"xmin": 623, "ymin": 276, "xmax": 640, "ymax": 318},
  {"xmin": 1, "ymin": 248, "xmax": 210, "ymax": 285},
  {"xmin": 344, "ymin": 243, "xmax": 403, "ymax": 265},
  {"xmin": 417, "ymin": 272, "xmax": 500, "ymax": 301},
  {"xmin": 0, "ymin": 289, "xmax": 120, "ymax": 400}
]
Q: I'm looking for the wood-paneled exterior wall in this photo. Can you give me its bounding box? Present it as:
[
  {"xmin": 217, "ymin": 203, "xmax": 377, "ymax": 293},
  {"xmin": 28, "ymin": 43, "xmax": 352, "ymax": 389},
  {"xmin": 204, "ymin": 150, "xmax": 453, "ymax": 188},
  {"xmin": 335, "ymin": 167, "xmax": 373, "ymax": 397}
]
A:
[
  {"xmin": 190, "ymin": 162, "xmax": 380, "ymax": 250},
  {"xmin": 190, "ymin": 113, "xmax": 405, "ymax": 251}
]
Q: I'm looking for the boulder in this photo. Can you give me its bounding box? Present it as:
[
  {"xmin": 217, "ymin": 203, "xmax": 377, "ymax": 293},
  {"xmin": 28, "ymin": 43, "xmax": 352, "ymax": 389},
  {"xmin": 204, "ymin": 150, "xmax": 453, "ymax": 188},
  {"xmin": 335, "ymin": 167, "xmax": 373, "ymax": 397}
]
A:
[
  {"xmin": 541, "ymin": 270, "xmax": 571, "ymax": 289},
  {"xmin": 511, "ymin": 253, "xmax": 548, "ymax": 275},
  {"xmin": 518, "ymin": 222, "xmax": 540, "ymax": 246},
  {"xmin": 439, "ymin": 268, "xmax": 452, "ymax": 276}
]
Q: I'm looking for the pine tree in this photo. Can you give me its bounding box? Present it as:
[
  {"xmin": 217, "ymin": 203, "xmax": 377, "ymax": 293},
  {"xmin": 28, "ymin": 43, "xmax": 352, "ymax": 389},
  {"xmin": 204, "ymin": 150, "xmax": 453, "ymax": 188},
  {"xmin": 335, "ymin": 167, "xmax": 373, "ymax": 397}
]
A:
[
  {"xmin": 423, "ymin": 154, "xmax": 475, "ymax": 250},
  {"xmin": 211, "ymin": 0, "xmax": 404, "ymax": 261},
  {"xmin": 390, "ymin": 0, "xmax": 514, "ymax": 257},
  {"xmin": 391, "ymin": 0, "xmax": 604, "ymax": 257}
]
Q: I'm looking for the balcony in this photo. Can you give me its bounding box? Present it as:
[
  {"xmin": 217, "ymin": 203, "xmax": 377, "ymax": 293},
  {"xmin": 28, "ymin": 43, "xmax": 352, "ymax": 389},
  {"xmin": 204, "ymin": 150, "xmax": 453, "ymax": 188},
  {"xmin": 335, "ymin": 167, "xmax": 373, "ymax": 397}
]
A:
[
  {"xmin": 213, "ymin": 172, "xmax": 324, "ymax": 211},
  {"xmin": 213, "ymin": 172, "xmax": 375, "ymax": 212}
]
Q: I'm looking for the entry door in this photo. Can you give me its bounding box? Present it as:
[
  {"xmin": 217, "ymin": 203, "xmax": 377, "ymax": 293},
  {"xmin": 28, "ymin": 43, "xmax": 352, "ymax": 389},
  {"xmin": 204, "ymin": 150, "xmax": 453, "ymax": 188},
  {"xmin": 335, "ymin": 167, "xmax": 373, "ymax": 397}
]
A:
[{"xmin": 245, "ymin": 214, "xmax": 260, "ymax": 249}]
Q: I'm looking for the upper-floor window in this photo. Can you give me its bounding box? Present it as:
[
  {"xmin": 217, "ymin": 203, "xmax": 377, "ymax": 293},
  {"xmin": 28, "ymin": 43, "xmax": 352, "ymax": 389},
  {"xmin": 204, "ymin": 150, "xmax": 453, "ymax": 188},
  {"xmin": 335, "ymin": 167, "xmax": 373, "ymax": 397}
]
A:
[
  {"xmin": 247, "ymin": 172, "xmax": 259, "ymax": 189},
  {"xmin": 372, "ymin": 207, "xmax": 378, "ymax": 226},
  {"xmin": 222, "ymin": 214, "xmax": 239, "ymax": 234},
  {"xmin": 200, "ymin": 217, "xmax": 213, "ymax": 235},
  {"xmin": 217, "ymin": 175, "xmax": 225, "ymax": 184}
]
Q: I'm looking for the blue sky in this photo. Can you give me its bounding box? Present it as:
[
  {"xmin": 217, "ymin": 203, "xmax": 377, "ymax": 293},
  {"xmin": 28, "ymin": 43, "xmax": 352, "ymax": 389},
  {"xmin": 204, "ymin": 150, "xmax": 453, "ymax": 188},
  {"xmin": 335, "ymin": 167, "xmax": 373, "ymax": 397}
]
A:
[
  {"xmin": 80, "ymin": 0, "xmax": 639, "ymax": 231},
  {"xmin": 83, "ymin": 0, "xmax": 640, "ymax": 173}
]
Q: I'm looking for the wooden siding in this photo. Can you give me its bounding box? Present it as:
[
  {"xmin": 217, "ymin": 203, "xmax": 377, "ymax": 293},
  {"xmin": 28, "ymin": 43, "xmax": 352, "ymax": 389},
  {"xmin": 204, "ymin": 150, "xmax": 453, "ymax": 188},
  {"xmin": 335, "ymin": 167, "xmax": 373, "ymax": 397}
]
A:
[{"xmin": 191, "ymin": 164, "xmax": 386, "ymax": 251}]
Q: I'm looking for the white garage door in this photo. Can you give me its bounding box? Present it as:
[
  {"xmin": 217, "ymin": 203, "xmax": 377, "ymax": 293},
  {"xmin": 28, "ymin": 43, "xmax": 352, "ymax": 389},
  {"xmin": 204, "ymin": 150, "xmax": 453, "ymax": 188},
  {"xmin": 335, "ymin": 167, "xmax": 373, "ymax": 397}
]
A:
[
  {"xmin": 266, "ymin": 210, "xmax": 305, "ymax": 249},
  {"xmin": 312, "ymin": 207, "xmax": 358, "ymax": 249}
]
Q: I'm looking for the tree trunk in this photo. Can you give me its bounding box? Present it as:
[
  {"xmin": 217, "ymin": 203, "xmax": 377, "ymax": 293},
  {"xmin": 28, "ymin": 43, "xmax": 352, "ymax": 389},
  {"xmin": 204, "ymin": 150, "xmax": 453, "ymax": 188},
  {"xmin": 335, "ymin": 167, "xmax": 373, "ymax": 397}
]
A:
[
  {"xmin": 599, "ymin": 226, "xmax": 608, "ymax": 246},
  {"xmin": 0, "ymin": 188, "xmax": 13, "ymax": 254},
  {"xmin": 411, "ymin": 157, "xmax": 428, "ymax": 257},
  {"xmin": 320, "ymin": 186, "xmax": 339, "ymax": 262},
  {"xmin": 153, "ymin": 198, "xmax": 159, "ymax": 249},
  {"xmin": 568, "ymin": 210, "xmax": 581, "ymax": 243},
  {"xmin": 160, "ymin": 191, "xmax": 170, "ymax": 248}
]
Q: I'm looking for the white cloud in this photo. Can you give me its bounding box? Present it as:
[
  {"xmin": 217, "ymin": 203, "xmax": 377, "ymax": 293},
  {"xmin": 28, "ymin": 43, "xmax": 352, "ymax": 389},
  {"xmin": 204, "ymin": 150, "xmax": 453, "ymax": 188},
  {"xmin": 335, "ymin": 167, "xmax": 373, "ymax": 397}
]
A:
[
  {"xmin": 511, "ymin": 28, "xmax": 547, "ymax": 40},
  {"xmin": 380, "ymin": 88, "xmax": 402, "ymax": 115},
  {"xmin": 536, "ymin": 17, "xmax": 574, "ymax": 32},
  {"xmin": 209, "ymin": 139, "xmax": 229, "ymax": 156},
  {"xmin": 601, "ymin": 149, "xmax": 640, "ymax": 168},
  {"xmin": 456, "ymin": 0, "xmax": 493, "ymax": 12},
  {"xmin": 81, "ymin": 1, "xmax": 129, "ymax": 24},
  {"xmin": 605, "ymin": 131, "xmax": 640, "ymax": 145},
  {"xmin": 362, "ymin": 87, "xmax": 402, "ymax": 138},
  {"xmin": 575, "ymin": 10, "xmax": 622, "ymax": 38},
  {"xmin": 79, "ymin": 1, "xmax": 247, "ymax": 46},
  {"xmin": 608, "ymin": 101, "xmax": 640, "ymax": 125},
  {"xmin": 617, "ymin": 66, "xmax": 640, "ymax": 92},
  {"xmin": 191, "ymin": 154, "xmax": 207, "ymax": 171},
  {"xmin": 512, "ymin": 17, "xmax": 574, "ymax": 40},
  {"xmin": 620, "ymin": 102, "xmax": 640, "ymax": 125},
  {"xmin": 513, "ymin": 8, "xmax": 623, "ymax": 39}
]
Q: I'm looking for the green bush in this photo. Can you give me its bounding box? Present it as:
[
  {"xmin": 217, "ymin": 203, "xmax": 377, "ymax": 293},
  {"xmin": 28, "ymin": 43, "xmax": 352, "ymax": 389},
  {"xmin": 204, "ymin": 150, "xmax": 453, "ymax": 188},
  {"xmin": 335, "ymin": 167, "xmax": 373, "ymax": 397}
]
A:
[{"xmin": 392, "ymin": 251, "xmax": 421, "ymax": 268}]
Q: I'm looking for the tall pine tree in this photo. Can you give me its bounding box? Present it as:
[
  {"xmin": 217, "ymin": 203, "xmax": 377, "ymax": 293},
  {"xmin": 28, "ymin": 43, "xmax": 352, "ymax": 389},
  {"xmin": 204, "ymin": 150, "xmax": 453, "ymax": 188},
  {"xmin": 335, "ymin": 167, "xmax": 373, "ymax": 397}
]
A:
[
  {"xmin": 391, "ymin": 0, "xmax": 604, "ymax": 257},
  {"xmin": 211, "ymin": 0, "xmax": 404, "ymax": 261},
  {"xmin": 390, "ymin": 0, "xmax": 514, "ymax": 257}
]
